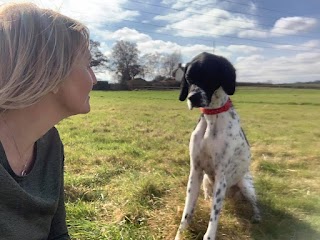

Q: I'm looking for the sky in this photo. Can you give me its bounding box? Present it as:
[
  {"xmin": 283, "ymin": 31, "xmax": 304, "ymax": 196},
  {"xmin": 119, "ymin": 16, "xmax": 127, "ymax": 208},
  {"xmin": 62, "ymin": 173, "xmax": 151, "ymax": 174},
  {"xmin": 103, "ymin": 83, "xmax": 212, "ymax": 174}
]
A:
[{"xmin": 1, "ymin": 0, "xmax": 320, "ymax": 83}]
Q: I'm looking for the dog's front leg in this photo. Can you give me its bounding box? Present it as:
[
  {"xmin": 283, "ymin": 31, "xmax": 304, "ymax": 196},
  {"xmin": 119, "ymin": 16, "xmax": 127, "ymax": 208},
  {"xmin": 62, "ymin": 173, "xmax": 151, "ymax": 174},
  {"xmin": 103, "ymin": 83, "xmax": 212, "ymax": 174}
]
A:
[
  {"xmin": 175, "ymin": 167, "xmax": 204, "ymax": 240},
  {"xmin": 176, "ymin": 118, "xmax": 206, "ymax": 240},
  {"xmin": 203, "ymin": 175, "xmax": 227, "ymax": 240}
]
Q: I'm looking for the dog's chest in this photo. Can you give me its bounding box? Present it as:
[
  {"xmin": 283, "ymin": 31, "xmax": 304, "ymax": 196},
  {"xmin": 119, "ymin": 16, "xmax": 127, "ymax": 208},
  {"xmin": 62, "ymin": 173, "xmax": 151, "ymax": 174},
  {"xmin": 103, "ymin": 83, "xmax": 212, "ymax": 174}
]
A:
[
  {"xmin": 201, "ymin": 117, "xmax": 234, "ymax": 166},
  {"xmin": 191, "ymin": 111, "xmax": 249, "ymax": 179}
]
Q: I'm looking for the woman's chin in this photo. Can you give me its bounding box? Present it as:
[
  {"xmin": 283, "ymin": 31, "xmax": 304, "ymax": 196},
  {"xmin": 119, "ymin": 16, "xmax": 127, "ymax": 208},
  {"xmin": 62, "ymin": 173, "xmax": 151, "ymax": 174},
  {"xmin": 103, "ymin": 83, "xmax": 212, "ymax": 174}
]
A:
[
  {"xmin": 72, "ymin": 103, "xmax": 91, "ymax": 116},
  {"xmin": 81, "ymin": 98, "xmax": 91, "ymax": 114}
]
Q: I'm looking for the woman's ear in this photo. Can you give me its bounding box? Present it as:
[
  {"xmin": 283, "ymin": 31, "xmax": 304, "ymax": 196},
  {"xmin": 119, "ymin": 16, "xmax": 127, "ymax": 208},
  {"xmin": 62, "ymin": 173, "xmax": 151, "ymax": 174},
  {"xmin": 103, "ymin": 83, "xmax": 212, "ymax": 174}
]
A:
[{"xmin": 179, "ymin": 63, "xmax": 189, "ymax": 101}]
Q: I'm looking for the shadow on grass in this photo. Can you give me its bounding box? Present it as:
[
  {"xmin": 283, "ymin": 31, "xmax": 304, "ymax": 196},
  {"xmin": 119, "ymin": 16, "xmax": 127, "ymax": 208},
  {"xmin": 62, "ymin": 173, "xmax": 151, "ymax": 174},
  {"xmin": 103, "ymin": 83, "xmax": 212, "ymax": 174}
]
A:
[
  {"xmin": 185, "ymin": 198, "xmax": 320, "ymax": 240},
  {"xmin": 242, "ymin": 201, "xmax": 319, "ymax": 240}
]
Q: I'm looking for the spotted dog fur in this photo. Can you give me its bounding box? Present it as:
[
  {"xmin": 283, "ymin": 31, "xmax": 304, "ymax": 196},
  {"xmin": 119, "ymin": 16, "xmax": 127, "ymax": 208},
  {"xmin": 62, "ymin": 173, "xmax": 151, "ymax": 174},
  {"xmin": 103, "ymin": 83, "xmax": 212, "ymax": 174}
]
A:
[{"xmin": 174, "ymin": 52, "xmax": 261, "ymax": 240}]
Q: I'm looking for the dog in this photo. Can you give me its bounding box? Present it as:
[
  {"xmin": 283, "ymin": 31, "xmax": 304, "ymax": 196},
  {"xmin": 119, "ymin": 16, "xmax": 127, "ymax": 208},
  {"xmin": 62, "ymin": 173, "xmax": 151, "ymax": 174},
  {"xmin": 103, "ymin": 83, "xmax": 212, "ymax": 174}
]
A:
[{"xmin": 174, "ymin": 52, "xmax": 261, "ymax": 240}]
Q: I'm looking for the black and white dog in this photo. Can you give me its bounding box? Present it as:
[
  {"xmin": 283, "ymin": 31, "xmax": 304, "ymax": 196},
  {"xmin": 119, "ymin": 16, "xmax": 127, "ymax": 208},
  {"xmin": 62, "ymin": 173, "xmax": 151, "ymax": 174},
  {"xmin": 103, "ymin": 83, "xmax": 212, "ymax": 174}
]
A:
[{"xmin": 174, "ymin": 52, "xmax": 261, "ymax": 240}]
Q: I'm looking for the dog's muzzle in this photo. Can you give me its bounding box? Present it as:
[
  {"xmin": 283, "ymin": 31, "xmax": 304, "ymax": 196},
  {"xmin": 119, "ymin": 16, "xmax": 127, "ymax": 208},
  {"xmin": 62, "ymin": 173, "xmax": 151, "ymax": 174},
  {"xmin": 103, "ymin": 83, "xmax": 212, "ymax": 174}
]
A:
[{"xmin": 187, "ymin": 85, "xmax": 208, "ymax": 109}]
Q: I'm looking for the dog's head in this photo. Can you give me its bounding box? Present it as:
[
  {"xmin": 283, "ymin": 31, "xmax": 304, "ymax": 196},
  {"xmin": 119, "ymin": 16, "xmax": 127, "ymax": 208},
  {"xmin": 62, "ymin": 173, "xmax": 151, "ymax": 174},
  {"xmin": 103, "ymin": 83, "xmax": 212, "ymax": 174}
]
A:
[{"xmin": 177, "ymin": 52, "xmax": 236, "ymax": 109}]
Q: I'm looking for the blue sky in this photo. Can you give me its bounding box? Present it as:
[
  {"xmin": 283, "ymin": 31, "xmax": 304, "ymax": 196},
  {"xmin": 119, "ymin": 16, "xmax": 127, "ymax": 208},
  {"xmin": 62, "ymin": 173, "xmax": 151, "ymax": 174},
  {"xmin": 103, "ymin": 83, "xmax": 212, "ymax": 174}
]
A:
[{"xmin": 2, "ymin": 0, "xmax": 320, "ymax": 83}]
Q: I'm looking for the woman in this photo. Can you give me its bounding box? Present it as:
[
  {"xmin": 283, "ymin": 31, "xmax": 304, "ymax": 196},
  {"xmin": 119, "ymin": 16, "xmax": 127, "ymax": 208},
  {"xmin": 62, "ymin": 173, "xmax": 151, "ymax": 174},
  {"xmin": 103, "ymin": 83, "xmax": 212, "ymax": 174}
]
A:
[{"xmin": 0, "ymin": 2, "xmax": 97, "ymax": 239}]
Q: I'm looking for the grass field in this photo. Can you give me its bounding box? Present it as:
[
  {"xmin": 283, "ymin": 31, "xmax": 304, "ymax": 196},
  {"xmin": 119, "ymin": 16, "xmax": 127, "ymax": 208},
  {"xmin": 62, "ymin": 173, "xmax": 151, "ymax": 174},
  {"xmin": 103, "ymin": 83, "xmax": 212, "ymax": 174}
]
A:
[{"xmin": 56, "ymin": 87, "xmax": 320, "ymax": 240}]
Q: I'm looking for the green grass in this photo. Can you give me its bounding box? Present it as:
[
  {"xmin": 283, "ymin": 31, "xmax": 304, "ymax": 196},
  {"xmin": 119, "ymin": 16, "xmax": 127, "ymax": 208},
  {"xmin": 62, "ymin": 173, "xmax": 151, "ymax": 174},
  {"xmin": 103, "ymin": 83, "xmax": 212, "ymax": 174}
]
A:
[{"xmin": 56, "ymin": 87, "xmax": 320, "ymax": 240}]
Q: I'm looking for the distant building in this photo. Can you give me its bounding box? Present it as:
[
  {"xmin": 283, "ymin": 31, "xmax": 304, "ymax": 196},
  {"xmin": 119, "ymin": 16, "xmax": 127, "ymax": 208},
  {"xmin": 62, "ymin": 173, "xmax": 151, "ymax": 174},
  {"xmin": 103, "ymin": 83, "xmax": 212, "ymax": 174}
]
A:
[{"xmin": 172, "ymin": 63, "xmax": 184, "ymax": 82}]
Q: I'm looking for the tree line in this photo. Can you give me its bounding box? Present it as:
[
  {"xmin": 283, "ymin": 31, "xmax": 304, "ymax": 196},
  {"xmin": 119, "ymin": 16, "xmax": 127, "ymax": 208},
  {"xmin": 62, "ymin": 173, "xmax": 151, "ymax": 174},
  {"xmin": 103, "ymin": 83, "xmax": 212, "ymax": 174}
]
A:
[{"xmin": 90, "ymin": 40, "xmax": 182, "ymax": 86}]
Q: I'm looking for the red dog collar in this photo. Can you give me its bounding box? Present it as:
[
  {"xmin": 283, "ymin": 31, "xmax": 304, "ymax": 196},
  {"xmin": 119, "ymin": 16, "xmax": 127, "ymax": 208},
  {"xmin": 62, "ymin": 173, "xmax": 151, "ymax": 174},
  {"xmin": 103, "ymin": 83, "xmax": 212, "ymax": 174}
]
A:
[{"xmin": 200, "ymin": 98, "xmax": 232, "ymax": 115}]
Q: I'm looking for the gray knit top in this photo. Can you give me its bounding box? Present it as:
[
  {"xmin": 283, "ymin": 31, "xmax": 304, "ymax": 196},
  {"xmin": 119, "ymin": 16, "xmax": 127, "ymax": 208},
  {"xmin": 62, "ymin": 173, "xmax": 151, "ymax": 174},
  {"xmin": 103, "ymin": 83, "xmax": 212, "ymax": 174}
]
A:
[{"xmin": 0, "ymin": 127, "xmax": 70, "ymax": 240}]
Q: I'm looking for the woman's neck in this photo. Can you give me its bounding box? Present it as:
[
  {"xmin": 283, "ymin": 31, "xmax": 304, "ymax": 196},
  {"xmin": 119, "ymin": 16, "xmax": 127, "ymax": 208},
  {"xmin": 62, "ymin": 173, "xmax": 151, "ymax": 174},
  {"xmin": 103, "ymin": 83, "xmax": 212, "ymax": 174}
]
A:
[
  {"xmin": 0, "ymin": 93, "xmax": 68, "ymax": 176},
  {"xmin": 0, "ymin": 93, "xmax": 66, "ymax": 154}
]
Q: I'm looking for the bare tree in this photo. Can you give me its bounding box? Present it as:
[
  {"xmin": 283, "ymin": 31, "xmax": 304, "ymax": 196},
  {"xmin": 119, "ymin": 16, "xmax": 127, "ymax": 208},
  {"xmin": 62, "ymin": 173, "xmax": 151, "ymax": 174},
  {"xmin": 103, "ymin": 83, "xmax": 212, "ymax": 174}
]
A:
[
  {"xmin": 140, "ymin": 52, "xmax": 163, "ymax": 81},
  {"xmin": 161, "ymin": 51, "xmax": 182, "ymax": 77},
  {"xmin": 110, "ymin": 40, "xmax": 143, "ymax": 84},
  {"xmin": 89, "ymin": 40, "xmax": 108, "ymax": 71}
]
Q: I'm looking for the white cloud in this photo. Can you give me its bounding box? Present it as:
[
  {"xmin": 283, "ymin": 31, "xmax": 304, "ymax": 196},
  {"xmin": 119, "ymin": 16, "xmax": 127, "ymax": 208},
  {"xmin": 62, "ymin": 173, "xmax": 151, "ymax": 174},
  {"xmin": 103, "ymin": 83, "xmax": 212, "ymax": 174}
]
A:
[
  {"xmin": 180, "ymin": 44, "xmax": 214, "ymax": 60},
  {"xmin": 295, "ymin": 52, "xmax": 320, "ymax": 62},
  {"xmin": 248, "ymin": 1, "xmax": 257, "ymax": 14},
  {"xmin": 138, "ymin": 40, "xmax": 181, "ymax": 55},
  {"xmin": 271, "ymin": 17, "xmax": 317, "ymax": 36},
  {"xmin": 163, "ymin": 0, "xmax": 219, "ymax": 10},
  {"xmin": 111, "ymin": 28, "xmax": 152, "ymax": 42},
  {"xmin": 161, "ymin": 0, "xmax": 176, "ymax": 5},
  {"xmin": 238, "ymin": 29, "xmax": 268, "ymax": 38},
  {"xmin": 154, "ymin": 9, "xmax": 189, "ymax": 23},
  {"xmin": 239, "ymin": 17, "xmax": 318, "ymax": 39},
  {"xmin": 301, "ymin": 39, "xmax": 320, "ymax": 48},
  {"xmin": 97, "ymin": 27, "xmax": 215, "ymax": 62},
  {"xmin": 222, "ymin": 45, "xmax": 263, "ymax": 54},
  {"xmin": 158, "ymin": 0, "xmax": 262, "ymax": 39},
  {"xmin": 272, "ymin": 39, "xmax": 320, "ymax": 51},
  {"xmin": 157, "ymin": 8, "xmax": 257, "ymax": 38},
  {"xmin": 1, "ymin": 0, "xmax": 139, "ymax": 25},
  {"xmin": 235, "ymin": 52, "xmax": 320, "ymax": 83},
  {"xmin": 59, "ymin": 0, "xmax": 139, "ymax": 28}
]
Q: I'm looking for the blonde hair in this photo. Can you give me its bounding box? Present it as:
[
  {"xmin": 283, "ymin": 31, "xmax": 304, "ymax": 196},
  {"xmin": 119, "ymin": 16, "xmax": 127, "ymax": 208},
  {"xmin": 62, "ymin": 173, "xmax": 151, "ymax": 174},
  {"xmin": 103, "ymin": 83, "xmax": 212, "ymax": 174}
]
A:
[{"xmin": 0, "ymin": 2, "xmax": 90, "ymax": 111}]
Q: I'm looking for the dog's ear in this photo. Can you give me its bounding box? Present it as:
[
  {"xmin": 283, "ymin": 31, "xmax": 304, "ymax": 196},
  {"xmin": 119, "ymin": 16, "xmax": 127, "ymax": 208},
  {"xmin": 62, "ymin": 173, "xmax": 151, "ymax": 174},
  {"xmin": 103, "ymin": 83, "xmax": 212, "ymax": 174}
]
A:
[
  {"xmin": 219, "ymin": 57, "xmax": 236, "ymax": 95},
  {"xmin": 179, "ymin": 63, "xmax": 189, "ymax": 101}
]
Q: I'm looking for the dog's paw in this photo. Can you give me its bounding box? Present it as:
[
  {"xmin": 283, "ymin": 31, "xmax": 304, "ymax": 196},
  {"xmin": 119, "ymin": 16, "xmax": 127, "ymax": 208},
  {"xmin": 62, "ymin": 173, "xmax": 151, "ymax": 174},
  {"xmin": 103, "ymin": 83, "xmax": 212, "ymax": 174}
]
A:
[{"xmin": 203, "ymin": 231, "xmax": 215, "ymax": 240}]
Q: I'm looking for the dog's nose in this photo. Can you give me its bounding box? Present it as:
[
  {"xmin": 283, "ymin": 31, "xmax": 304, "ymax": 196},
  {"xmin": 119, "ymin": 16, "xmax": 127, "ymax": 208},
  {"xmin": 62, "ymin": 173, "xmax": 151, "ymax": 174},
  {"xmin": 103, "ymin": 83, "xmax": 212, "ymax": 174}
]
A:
[{"xmin": 188, "ymin": 92, "xmax": 203, "ymax": 108}]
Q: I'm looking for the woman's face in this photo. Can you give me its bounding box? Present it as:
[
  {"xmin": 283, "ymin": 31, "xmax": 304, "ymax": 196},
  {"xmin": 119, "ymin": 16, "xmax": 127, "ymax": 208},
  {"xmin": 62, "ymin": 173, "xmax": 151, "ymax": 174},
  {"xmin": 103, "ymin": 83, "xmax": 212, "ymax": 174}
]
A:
[{"xmin": 55, "ymin": 51, "xmax": 97, "ymax": 116}]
